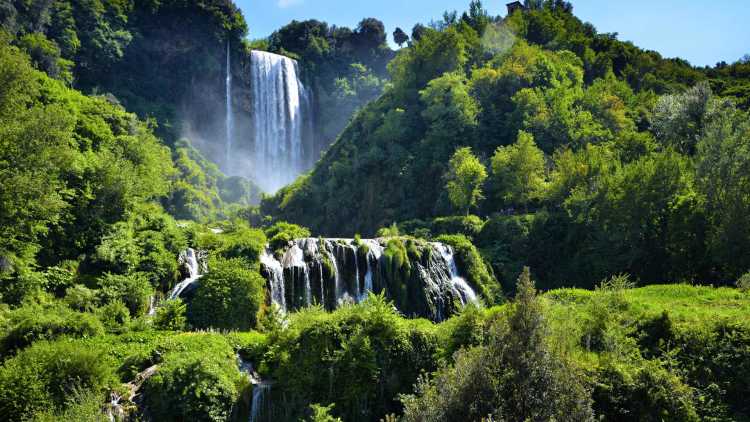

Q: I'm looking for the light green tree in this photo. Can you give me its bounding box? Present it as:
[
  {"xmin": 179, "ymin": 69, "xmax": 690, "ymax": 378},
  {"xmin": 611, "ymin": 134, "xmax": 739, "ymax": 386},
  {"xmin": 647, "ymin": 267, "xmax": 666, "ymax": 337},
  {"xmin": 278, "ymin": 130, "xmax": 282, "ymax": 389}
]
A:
[
  {"xmin": 491, "ymin": 131, "xmax": 547, "ymax": 209},
  {"xmin": 445, "ymin": 147, "xmax": 488, "ymax": 215}
]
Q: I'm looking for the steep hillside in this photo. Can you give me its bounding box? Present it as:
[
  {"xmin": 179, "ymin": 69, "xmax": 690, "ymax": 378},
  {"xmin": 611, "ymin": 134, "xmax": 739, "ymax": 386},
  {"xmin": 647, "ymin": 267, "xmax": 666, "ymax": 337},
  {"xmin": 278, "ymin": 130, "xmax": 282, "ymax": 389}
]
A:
[{"xmin": 264, "ymin": 1, "xmax": 750, "ymax": 289}]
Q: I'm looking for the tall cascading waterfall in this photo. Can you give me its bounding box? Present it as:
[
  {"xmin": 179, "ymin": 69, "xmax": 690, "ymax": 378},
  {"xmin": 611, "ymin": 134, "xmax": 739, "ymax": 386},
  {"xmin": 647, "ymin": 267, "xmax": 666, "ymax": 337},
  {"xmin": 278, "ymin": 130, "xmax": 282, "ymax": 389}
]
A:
[
  {"xmin": 225, "ymin": 41, "xmax": 234, "ymax": 169},
  {"xmin": 249, "ymin": 50, "xmax": 313, "ymax": 192},
  {"xmin": 259, "ymin": 239, "xmax": 480, "ymax": 321}
]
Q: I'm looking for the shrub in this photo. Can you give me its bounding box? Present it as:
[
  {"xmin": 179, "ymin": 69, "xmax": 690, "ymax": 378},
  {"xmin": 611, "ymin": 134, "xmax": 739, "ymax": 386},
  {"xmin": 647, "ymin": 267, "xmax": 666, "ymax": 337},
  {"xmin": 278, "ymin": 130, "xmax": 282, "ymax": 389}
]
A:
[
  {"xmin": 431, "ymin": 215, "xmax": 485, "ymax": 239},
  {"xmin": 143, "ymin": 334, "xmax": 243, "ymax": 422},
  {"xmin": 153, "ymin": 299, "xmax": 187, "ymax": 331},
  {"xmin": 199, "ymin": 224, "xmax": 267, "ymax": 262},
  {"xmin": 0, "ymin": 340, "xmax": 114, "ymax": 421},
  {"xmin": 592, "ymin": 359, "xmax": 699, "ymax": 421},
  {"xmin": 265, "ymin": 296, "xmax": 440, "ymax": 421},
  {"xmin": 265, "ymin": 222, "xmax": 311, "ymax": 252},
  {"xmin": 30, "ymin": 388, "xmax": 108, "ymax": 422},
  {"xmin": 97, "ymin": 301, "xmax": 131, "ymax": 334},
  {"xmin": 737, "ymin": 272, "xmax": 750, "ymax": 292},
  {"xmin": 64, "ymin": 284, "xmax": 99, "ymax": 312},
  {"xmin": 1, "ymin": 304, "xmax": 105, "ymax": 355},
  {"xmin": 97, "ymin": 272, "xmax": 154, "ymax": 317},
  {"xmin": 187, "ymin": 258, "xmax": 265, "ymax": 331}
]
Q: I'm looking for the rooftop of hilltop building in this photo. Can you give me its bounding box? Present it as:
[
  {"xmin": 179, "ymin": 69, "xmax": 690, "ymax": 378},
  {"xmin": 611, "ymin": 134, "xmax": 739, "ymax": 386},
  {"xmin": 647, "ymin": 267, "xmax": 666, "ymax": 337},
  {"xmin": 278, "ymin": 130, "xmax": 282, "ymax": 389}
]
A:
[{"xmin": 506, "ymin": 1, "xmax": 527, "ymax": 15}]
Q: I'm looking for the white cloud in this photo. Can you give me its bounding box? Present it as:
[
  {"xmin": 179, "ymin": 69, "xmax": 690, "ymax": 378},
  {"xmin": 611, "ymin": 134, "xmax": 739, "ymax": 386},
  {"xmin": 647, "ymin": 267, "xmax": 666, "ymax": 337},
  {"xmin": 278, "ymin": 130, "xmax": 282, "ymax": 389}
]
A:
[{"xmin": 278, "ymin": 0, "xmax": 303, "ymax": 8}]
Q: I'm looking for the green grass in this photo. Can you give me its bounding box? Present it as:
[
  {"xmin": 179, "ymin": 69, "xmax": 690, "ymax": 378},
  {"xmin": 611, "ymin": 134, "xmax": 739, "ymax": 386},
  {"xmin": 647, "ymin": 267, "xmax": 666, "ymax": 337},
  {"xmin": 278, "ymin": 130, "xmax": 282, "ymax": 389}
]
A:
[{"xmin": 544, "ymin": 284, "xmax": 750, "ymax": 326}]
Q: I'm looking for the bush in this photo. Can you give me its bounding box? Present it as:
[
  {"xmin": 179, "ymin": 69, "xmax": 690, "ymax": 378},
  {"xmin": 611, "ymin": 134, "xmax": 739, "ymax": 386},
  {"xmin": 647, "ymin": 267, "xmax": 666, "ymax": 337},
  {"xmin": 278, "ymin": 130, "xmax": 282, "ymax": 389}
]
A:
[
  {"xmin": 0, "ymin": 340, "xmax": 114, "ymax": 421},
  {"xmin": 592, "ymin": 359, "xmax": 699, "ymax": 421},
  {"xmin": 30, "ymin": 388, "xmax": 108, "ymax": 422},
  {"xmin": 1, "ymin": 304, "xmax": 105, "ymax": 355},
  {"xmin": 153, "ymin": 299, "xmax": 187, "ymax": 331},
  {"xmin": 96, "ymin": 301, "xmax": 131, "ymax": 334},
  {"xmin": 265, "ymin": 221, "xmax": 311, "ymax": 252},
  {"xmin": 64, "ymin": 284, "xmax": 99, "ymax": 312},
  {"xmin": 143, "ymin": 334, "xmax": 243, "ymax": 422},
  {"xmin": 737, "ymin": 272, "xmax": 750, "ymax": 292},
  {"xmin": 97, "ymin": 272, "xmax": 154, "ymax": 317},
  {"xmin": 265, "ymin": 296, "xmax": 440, "ymax": 421},
  {"xmin": 431, "ymin": 215, "xmax": 485, "ymax": 239},
  {"xmin": 187, "ymin": 258, "xmax": 265, "ymax": 331},
  {"xmin": 198, "ymin": 224, "xmax": 267, "ymax": 262}
]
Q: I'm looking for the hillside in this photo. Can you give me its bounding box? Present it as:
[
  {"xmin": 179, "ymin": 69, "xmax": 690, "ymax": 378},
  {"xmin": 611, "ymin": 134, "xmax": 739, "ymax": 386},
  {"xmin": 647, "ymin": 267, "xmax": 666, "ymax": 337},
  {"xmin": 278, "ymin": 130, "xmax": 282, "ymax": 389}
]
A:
[{"xmin": 263, "ymin": 1, "xmax": 750, "ymax": 290}]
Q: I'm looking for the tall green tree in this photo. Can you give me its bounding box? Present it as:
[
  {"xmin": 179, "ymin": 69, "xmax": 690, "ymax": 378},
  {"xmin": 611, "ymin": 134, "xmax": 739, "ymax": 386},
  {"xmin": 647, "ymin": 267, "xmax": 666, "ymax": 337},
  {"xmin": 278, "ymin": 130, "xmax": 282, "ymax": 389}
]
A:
[
  {"xmin": 696, "ymin": 100, "xmax": 750, "ymax": 280},
  {"xmin": 490, "ymin": 131, "xmax": 547, "ymax": 210},
  {"xmin": 445, "ymin": 147, "xmax": 487, "ymax": 215}
]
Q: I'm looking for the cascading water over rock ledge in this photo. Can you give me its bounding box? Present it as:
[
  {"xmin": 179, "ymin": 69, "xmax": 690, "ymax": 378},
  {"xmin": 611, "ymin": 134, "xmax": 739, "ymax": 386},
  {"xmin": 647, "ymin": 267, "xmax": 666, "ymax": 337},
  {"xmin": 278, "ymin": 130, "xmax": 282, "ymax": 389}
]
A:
[
  {"xmin": 247, "ymin": 50, "xmax": 313, "ymax": 193},
  {"xmin": 260, "ymin": 238, "xmax": 480, "ymax": 321},
  {"xmin": 167, "ymin": 248, "xmax": 206, "ymax": 300}
]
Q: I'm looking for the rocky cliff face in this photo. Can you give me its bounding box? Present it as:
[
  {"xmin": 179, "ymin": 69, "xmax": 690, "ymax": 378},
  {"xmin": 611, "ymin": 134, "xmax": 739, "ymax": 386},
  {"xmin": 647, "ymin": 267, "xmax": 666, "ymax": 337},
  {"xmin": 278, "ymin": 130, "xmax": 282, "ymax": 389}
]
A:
[{"xmin": 260, "ymin": 238, "xmax": 478, "ymax": 321}]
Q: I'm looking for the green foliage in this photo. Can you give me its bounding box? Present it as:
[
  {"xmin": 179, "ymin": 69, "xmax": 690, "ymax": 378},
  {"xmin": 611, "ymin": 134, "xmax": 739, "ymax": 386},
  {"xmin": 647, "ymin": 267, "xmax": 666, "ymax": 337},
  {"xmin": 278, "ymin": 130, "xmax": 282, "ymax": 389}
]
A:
[
  {"xmin": 154, "ymin": 299, "xmax": 188, "ymax": 331},
  {"xmin": 97, "ymin": 272, "xmax": 154, "ymax": 317},
  {"xmin": 737, "ymin": 272, "xmax": 750, "ymax": 293},
  {"xmin": 401, "ymin": 268, "xmax": 592, "ymax": 421},
  {"xmin": 696, "ymin": 99, "xmax": 750, "ymax": 281},
  {"xmin": 1, "ymin": 303, "xmax": 105, "ymax": 355},
  {"xmin": 198, "ymin": 223, "xmax": 267, "ymax": 263},
  {"xmin": 0, "ymin": 339, "xmax": 114, "ymax": 421},
  {"xmin": 263, "ymin": 295, "xmax": 439, "ymax": 421},
  {"xmin": 444, "ymin": 147, "xmax": 487, "ymax": 215},
  {"xmin": 143, "ymin": 334, "xmax": 243, "ymax": 422},
  {"xmin": 29, "ymin": 388, "xmax": 108, "ymax": 422},
  {"xmin": 96, "ymin": 300, "xmax": 131, "ymax": 334},
  {"xmin": 64, "ymin": 284, "xmax": 98, "ymax": 312},
  {"xmin": 187, "ymin": 257, "xmax": 265, "ymax": 331},
  {"xmin": 306, "ymin": 403, "xmax": 343, "ymax": 422},
  {"xmin": 490, "ymin": 130, "xmax": 547, "ymax": 209},
  {"xmin": 265, "ymin": 222, "xmax": 311, "ymax": 252}
]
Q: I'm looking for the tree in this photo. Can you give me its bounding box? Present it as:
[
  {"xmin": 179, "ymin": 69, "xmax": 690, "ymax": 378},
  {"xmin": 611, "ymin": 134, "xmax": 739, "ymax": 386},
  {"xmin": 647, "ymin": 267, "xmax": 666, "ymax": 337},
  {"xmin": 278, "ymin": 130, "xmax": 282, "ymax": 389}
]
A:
[
  {"xmin": 652, "ymin": 82, "xmax": 713, "ymax": 154},
  {"xmin": 393, "ymin": 27, "xmax": 408, "ymax": 47},
  {"xmin": 696, "ymin": 100, "xmax": 750, "ymax": 280},
  {"xmin": 490, "ymin": 131, "xmax": 547, "ymax": 210},
  {"xmin": 354, "ymin": 18, "xmax": 386, "ymax": 51},
  {"xmin": 445, "ymin": 147, "xmax": 488, "ymax": 215},
  {"xmin": 401, "ymin": 267, "xmax": 593, "ymax": 421},
  {"xmin": 187, "ymin": 257, "xmax": 265, "ymax": 331}
]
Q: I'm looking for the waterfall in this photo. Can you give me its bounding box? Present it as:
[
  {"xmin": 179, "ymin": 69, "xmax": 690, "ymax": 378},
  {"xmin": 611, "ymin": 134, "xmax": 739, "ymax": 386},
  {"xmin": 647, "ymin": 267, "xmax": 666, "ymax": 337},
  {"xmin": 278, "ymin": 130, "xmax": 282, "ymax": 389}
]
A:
[
  {"xmin": 261, "ymin": 250, "xmax": 286, "ymax": 312},
  {"xmin": 434, "ymin": 244, "xmax": 479, "ymax": 306},
  {"xmin": 237, "ymin": 355, "xmax": 271, "ymax": 422},
  {"xmin": 168, "ymin": 248, "xmax": 203, "ymax": 300},
  {"xmin": 250, "ymin": 50, "xmax": 313, "ymax": 192},
  {"xmin": 259, "ymin": 238, "xmax": 480, "ymax": 321},
  {"xmin": 225, "ymin": 41, "xmax": 234, "ymax": 169},
  {"xmin": 250, "ymin": 383, "xmax": 271, "ymax": 422}
]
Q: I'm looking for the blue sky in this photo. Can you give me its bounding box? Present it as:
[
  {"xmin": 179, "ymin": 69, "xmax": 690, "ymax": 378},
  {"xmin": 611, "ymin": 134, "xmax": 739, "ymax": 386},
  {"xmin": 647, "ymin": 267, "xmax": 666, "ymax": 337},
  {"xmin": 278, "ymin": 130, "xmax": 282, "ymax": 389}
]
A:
[{"xmin": 235, "ymin": 0, "xmax": 749, "ymax": 67}]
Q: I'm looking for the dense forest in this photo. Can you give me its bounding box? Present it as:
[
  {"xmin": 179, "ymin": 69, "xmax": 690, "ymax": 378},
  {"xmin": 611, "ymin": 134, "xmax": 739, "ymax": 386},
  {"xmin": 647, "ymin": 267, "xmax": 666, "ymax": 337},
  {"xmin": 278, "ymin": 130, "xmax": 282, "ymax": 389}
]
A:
[{"xmin": 0, "ymin": 0, "xmax": 749, "ymax": 421}]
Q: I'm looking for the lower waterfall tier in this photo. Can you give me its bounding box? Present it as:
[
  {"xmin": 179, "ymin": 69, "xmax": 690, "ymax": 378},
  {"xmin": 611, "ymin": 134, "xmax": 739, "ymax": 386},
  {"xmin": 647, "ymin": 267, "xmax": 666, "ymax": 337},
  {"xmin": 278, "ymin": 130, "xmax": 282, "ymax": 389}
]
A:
[{"xmin": 260, "ymin": 238, "xmax": 479, "ymax": 321}]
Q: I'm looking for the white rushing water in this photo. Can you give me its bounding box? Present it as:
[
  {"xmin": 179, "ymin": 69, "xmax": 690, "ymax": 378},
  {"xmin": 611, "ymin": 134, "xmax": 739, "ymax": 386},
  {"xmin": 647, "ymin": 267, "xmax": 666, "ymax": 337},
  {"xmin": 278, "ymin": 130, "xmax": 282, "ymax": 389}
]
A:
[
  {"xmin": 225, "ymin": 41, "xmax": 234, "ymax": 169},
  {"xmin": 259, "ymin": 238, "xmax": 479, "ymax": 320},
  {"xmin": 249, "ymin": 50, "xmax": 313, "ymax": 192},
  {"xmin": 168, "ymin": 248, "xmax": 203, "ymax": 300},
  {"xmin": 434, "ymin": 243, "xmax": 479, "ymax": 306}
]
